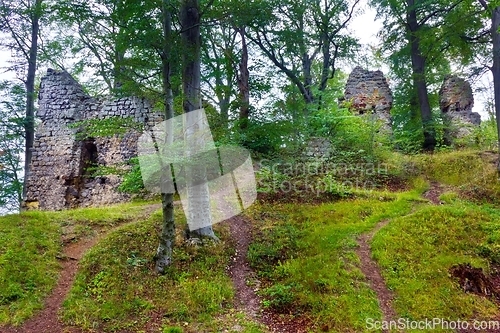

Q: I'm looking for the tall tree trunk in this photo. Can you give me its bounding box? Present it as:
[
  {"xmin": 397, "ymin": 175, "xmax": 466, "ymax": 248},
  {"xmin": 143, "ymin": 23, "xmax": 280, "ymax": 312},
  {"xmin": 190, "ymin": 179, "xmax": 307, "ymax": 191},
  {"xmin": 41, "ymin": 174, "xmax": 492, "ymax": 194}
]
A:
[
  {"xmin": 113, "ymin": 47, "xmax": 125, "ymax": 90},
  {"xmin": 299, "ymin": 14, "xmax": 314, "ymax": 109},
  {"xmin": 181, "ymin": 0, "xmax": 217, "ymax": 240},
  {"xmin": 302, "ymin": 52, "xmax": 314, "ymax": 108},
  {"xmin": 491, "ymin": 6, "xmax": 500, "ymax": 172},
  {"xmin": 319, "ymin": 35, "xmax": 331, "ymax": 92},
  {"xmin": 155, "ymin": 0, "xmax": 176, "ymax": 274},
  {"xmin": 237, "ymin": 26, "xmax": 250, "ymax": 129},
  {"xmin": 22, "ymin": 0, "xmax": 42, "ymax": 203},
  {"xmin": 112, "ymin": 0, "xmax": 126, "ymax": 91},
  {"xmin": 407, "ymin": 0, "xmax": 436, "ymax": 150}
]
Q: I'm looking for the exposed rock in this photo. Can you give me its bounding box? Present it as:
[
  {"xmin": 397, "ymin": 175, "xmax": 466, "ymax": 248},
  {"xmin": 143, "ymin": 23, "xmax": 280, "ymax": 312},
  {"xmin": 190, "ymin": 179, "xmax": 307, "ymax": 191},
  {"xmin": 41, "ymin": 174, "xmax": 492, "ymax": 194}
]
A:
[
  {"xmin": 343, "ymin": 66, "xmax": 393, "ymax": 132},
  {"xmin": 439, "ymin": 75, "xmax": 480, "ymax": 139},
  {"xmin": 23, "ymin": 69, "xmax": 163, "ymax": 210},
  {"xmin": 304, "ymin": 137, "xmax": 331, "ymax": 160}
]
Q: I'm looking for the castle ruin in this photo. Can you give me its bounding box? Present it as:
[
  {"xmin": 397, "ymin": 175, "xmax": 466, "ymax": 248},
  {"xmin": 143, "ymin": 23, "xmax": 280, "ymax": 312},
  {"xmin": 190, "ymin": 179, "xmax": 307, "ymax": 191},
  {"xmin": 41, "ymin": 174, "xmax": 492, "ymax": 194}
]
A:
[
  {"xmin": 439, "ymin": 75, "xmax": 481, "ymax": 139},
  {"xmin": 343, "ymin": 66, "xmax": 393, "ymax": 132},
  {"xmin": 24, "ymin": 69, "xmax": 163, "ymax": 210}
]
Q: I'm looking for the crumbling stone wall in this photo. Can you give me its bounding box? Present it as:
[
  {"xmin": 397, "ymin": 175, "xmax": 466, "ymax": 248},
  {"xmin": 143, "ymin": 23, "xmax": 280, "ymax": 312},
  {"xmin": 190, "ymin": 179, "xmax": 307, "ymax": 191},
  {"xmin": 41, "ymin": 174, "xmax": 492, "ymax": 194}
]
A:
[
  {"xmin": 24, "ymin": 69, "xmax": 163, "ymax": 210},
  {"xmin": 304, "ymin": 137, "xmax": 331, "ymax": 160},
  {"xmin": 344, "ymin": 66, "xmax": 393, "ymax": 132},
  {"xmin": 439, "ymin": 75, "xmax": 480, "ymax": 139}
]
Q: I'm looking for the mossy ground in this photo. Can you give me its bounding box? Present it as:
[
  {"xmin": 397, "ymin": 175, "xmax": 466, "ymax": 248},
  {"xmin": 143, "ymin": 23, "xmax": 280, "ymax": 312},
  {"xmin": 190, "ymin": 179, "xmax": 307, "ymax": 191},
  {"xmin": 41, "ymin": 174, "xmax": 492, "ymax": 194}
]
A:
[{"xmin": 1, "ymin": 149, "xmax": 500, "ymax": 332}]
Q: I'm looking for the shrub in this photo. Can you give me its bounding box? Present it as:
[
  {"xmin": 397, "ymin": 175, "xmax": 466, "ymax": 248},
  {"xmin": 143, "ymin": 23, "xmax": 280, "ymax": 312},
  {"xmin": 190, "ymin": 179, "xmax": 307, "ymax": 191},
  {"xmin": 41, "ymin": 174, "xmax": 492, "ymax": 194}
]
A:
[{"xmin": 261, "ymin": 284, "xmax": 296, "ymax": 311}]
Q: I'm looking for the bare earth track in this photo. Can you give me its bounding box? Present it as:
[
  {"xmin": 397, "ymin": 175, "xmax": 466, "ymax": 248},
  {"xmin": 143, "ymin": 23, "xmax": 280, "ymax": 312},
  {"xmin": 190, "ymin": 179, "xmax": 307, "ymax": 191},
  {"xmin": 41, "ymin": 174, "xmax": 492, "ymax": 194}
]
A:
[
  {"xmin": 2, "ymin": 236, "xmax": 94, "ymax": 333},
  {"xmin": 353, "ymin": 182, "xmax": 444, "ymax": 333},
  {"xmin": 1, "ymin": 206, "xmax": 309, "ymax": 333},
  {"xmin": 226, "ymin": 215, "xmax": 310, "ymax": 333},
  {"xmin": 356, "ymin": 220, "xmax": 400, "ymax": 333},
  {"xmin": 0, "ymin": 203, "xmax": 161, "ymax": 333},
  {"xmin": 6, "ymin": 186, "xmax": 500, "ymax": 333}
]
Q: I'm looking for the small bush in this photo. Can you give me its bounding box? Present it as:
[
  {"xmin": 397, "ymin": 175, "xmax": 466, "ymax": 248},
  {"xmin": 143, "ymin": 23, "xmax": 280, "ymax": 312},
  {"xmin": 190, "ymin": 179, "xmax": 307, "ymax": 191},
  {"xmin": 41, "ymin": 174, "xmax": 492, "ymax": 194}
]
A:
[
  {"xmin": 162, "ymin": 326, "xmax": 183, "ymax": 333},
  {"xmin": 118, "ymin": 158, "xmax": 145, "ymax": 194},
  {"xmin": 261, "ymin": 284, "xmax": 295, "ymax": 311}
]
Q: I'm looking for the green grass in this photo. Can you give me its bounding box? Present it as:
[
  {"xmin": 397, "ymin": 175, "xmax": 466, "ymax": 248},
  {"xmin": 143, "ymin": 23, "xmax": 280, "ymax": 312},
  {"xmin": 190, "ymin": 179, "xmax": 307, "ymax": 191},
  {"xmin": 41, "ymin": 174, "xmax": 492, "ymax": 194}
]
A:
[
  {"xmin": 410, "ymin": 150, "xmax": 489, "ymax": 186},
  {"xmin": 0, "ymin": 211, "xmax": 60, "ymax": 325},
  {"xmin": 247, "ymin": 196, "xmax": 415, "ymax": 332},
  {"xmin": 0, "ymin": 200, "xmax": 156, "ymax": 326},
  {"xmin": 61, "ymin": 209, "xmax": 236, "ymax": 332},
  {"xmin": 247, "ymin": 191, "xmax": 500, "ymax": 332},
  {"xmin": 372, "ymin": 203, "xmax": 500, "ymax": 331},
  {"xmin": 406, "ymin": 150, "xmax": 500, "ymax": 203},
  {"xmin": 47, "ymin": 200, "xmax": 155, "ymax": 237},
  {"xmin": 2, "ymin": 149, "xmax": 500, "ymax": 332}
]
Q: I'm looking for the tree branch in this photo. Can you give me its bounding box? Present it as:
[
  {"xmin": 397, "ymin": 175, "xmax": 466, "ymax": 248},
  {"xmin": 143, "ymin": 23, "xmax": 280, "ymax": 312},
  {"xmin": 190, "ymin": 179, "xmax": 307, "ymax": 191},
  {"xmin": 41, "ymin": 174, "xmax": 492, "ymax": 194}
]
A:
[{"xmin": 477, "ymin": 0, "xmax": 488, "ymax": 10}]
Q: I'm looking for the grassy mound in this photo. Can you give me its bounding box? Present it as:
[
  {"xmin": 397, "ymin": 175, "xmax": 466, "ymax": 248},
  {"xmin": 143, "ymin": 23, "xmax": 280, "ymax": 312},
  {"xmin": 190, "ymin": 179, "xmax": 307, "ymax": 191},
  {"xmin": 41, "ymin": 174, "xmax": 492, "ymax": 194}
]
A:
[
  {"xmin": 61, "ymin": 210, "xmax": 234, "ymax": 332},
  {"xmin": 0, "ymin": 201, "xmax": 153, "ymax": 326},
  {"xmin": 372, "ymin": 203, "xmax": 500, "ymax": 321},
  {"xmin": 246, "ymin": 197, "xmax": 416, "ymax": 332}
]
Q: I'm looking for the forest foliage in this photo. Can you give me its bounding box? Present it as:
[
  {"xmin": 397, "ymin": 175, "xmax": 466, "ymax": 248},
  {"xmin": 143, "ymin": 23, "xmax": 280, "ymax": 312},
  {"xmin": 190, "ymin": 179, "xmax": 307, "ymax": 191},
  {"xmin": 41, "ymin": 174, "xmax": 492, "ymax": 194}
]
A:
[{"xmin": 0, "ymin": 0, "xmax": 499, "ymax": 209}]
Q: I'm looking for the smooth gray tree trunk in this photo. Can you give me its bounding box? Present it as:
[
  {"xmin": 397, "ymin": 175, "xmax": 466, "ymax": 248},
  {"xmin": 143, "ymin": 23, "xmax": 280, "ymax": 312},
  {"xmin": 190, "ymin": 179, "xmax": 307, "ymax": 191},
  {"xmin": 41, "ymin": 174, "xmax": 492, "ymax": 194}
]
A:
[
  {"xmin": 406, "ymin": 0, "xmax": 436, "ymax": 151},
  {"xmin": 491, "ymin": 6, "xmax": 500, "ymax": 172},
  {"xmin": 238, "ymin": 26, "xmax": 250, "ymax": 129},
  {"xmin": 478, "ymin": 0, "xmax": 500, "ymax": 172},
  {"xmin": 181, "ymin": 0, "xmax": 218, "ymax": 241}
]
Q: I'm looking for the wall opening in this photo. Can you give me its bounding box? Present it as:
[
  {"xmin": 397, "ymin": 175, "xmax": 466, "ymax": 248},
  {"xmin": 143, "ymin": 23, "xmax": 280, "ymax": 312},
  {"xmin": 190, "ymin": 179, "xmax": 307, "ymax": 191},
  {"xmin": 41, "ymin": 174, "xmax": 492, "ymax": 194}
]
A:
[{"xmin": 81, "ymin": 139, "xmax": 98, "ymax": 177}]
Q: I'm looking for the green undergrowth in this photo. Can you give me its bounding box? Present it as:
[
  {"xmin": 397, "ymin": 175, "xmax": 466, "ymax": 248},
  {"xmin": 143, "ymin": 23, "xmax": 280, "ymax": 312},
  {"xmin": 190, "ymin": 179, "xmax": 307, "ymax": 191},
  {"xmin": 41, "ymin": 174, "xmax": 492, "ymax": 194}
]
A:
[
  {"xmin": 408, "ymin": 150, "xmax": 500, "ymax": 203},
  {"xmin": 246, "ymin": 195, "xmax": 415, "ymax": 332},
  {"xmin": 61, "ymin": 209, "xmax": 236, "ymax": 332},
  {"xmin": 247, "ymin": 189, "xmax": 500, "ymax": 332},
  {"xmin": 372, "ymin": 202, "xmax": 500, "ymax": 331},
  {"xmin": 1, "ymin": 148, "xmax": 499, "ymax": 332},
  {"xmin": 0, "ymin": 200, "xmax": 154, "ymax": 326}
]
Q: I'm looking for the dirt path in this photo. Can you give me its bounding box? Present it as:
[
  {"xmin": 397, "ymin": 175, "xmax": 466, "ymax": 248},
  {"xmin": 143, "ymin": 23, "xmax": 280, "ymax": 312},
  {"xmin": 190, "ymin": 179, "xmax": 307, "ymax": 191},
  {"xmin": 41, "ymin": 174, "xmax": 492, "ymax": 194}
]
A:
[
  {"xmin": 226, "ymin": 216, "xmax": 261, "ymax": 318},
  {"xmin": 1, "ymin": 203, "xmax": 161, "ymax": 333},
  {"xmin": 356, "ymin": 220, "xmax": 400, "ymax": 333},
  {"xmin": 423, "ymin": 181, "xmax": 445, "ymax": 205},
  {"xmin": 226, "ymin": 215, "xmax": 310, "ymax": 333}
]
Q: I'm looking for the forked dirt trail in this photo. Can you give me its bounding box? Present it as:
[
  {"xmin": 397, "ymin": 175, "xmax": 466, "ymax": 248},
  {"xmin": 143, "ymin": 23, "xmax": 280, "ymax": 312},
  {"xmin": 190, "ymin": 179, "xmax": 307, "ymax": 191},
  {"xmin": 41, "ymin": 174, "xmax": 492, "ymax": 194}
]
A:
[
  {"xmin": 356, "ymin": 220, "xmax": 400, "ymax": 333},
  {"xmin": 1, "ymin": 203, "xmax": 161, "ymax": 333}
]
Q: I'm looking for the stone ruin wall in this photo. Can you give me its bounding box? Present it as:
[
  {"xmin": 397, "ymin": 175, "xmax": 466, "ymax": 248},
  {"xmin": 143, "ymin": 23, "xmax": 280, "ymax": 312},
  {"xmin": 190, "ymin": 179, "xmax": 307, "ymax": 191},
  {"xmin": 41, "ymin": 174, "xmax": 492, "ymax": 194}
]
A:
[
  {"xmin": 303, "ymin": 67, "xmax": 393, "ymax": 160},
  {"xmin": 24, "ymin": 69, "xmax": 163, "ymax": 210},
  {"xmin": 439, "ymin": 75, "xmax": 481, "ymax": 139},
  {"xmin": 304, "ymin": 137, "xmax": 331, "ymax": 160},
  {"xmin": 344, "ymin": 66, "xmax": 393, "ymax": 132}
]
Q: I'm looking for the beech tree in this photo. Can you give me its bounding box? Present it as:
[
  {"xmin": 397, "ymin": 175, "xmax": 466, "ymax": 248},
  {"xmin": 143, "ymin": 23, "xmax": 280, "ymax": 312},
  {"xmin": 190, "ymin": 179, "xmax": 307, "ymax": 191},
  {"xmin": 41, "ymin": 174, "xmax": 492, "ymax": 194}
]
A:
[
  {"xmin": 247, "ymin": 0, "xmax": 360, "ymax": 112},
  {"xmin": 476, "ymin": 0, "xmax": 500, "ymax": 170},
  {"xmin": 154, "ymin": 0, "xmax": 176, "ymax": 274},
  {"xmin": 181, "ymin": 0, "xmax": 219, "ymax": 241},
  {"xmin": 371, "ymin": 0, "xmax": 481, "ymax": 150},
  {"xmin": 0, "ymin": 0, "xmax": 45, "ymax": 201},
  {"xmin": 0, "ymin": 81, "xmax": 24, "ymax": 214}
]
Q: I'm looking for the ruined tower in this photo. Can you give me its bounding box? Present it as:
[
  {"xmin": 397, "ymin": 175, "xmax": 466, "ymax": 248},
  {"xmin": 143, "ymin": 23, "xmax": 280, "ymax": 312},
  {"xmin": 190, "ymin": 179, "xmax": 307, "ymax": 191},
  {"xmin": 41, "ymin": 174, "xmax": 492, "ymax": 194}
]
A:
[
  {"xmin": 24, "ymin": 69, "xmax": 163, "ymax": 210},
  {"xmin": 343, "ymin": 66, "xmax": 393, "ymax": 132},
  {"xmin": 439, "ymin": 75, "xmax": 481, "ymax": 139}
]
